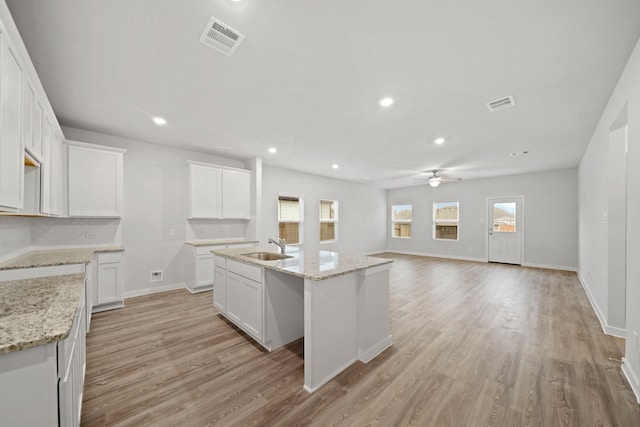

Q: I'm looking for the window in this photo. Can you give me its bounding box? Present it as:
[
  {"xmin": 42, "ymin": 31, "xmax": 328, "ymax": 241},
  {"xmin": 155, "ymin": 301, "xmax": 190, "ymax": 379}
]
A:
[
  {"xmin": 493, "ymin": 202, "xmax": 516, "ymax": 232},
  {"xmin": 391, "ymin": 204, "xmax": 412, "ymax": 238},
  {"xmin": 319, "ymin": 200, "xmax": 338, "ymax": 242},
  {"xmin": 433, "ymin": 201, "xmax": 459, "ymax": 240},
  {"xmin": 278, "ymin": 196, "xmax": 303, "ymax": 244}
]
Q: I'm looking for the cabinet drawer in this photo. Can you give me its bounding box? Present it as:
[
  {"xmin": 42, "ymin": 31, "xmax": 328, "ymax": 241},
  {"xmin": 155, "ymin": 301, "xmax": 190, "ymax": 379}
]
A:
[
  {"xmin": 97, "ymin": 251, "xmax": 123, "ymax": 264},
  {"xmin": 196, "ymin": 245, "xmax": 225, "ymax": 256},
  {"xmin": 214, "ymin": 256, "xmax": 227, "ymax": 268},
  {"xmin": 227, "ymin": 259, "xmax": 262, "ymax": 283}
]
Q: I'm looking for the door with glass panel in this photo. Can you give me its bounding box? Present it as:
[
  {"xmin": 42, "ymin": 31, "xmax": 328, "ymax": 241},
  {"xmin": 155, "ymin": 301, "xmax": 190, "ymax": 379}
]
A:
[{"xmin": 487, "ymin": 196, "xmax": 523, "ymax": 264}]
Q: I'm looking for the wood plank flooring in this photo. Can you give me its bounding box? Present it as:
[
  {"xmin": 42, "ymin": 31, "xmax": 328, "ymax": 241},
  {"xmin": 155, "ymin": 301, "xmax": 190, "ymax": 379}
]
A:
[{"xmin": 81, "ymin": 254, "xmax": 640, "ymax": 426}]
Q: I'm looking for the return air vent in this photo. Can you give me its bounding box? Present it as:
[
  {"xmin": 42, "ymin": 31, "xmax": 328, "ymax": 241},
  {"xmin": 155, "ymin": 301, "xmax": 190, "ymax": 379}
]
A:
[
  {"xmin": 199, "ymin": 17, "xmax": 245, "ymax": 56},
  {"xmin": 486, "ymin": 95, "xmax": 516, "ymax": 112}
]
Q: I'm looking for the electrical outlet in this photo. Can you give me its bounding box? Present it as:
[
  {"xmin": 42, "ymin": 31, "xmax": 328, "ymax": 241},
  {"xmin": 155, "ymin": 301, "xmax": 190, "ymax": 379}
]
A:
[
  {"xmin": 85, "ymin": 232, "xmax": 96, "ymax": 240},
  {"xmin": 169, "ymin": 228, "xmax": 176, "ymax": 236},
  {"xmin": 150, "ymin": 271, "xmax": 163, "ymax": 282}
]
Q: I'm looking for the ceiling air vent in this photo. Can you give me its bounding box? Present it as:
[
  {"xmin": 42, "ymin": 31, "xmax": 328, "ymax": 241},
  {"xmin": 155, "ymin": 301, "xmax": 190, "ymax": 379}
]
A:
[
  {"xmin": 199, "ymin": 17, "xmax": 245, "ymax": 56},
  {"xmin": 486, "ymin": 95, "xmax": 516, "ymax": 112}
]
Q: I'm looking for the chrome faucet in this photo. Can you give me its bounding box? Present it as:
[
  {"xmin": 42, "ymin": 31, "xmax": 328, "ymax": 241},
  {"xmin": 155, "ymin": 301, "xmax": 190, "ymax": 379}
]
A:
[{"xmin": 268, "ymin": 237, "xmax": 286, "ymax": 254}]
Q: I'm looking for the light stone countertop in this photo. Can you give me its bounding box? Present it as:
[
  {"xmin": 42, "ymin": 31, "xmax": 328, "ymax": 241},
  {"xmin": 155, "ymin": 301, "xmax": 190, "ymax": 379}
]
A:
[
  {"xmin": 185, "ymin": 239, "xmax": 259, "ymax": 247},
  {"xmin": 212, "ymin": 246, "xmax": 393, "ymax": 281},
  {"xmin": 0, "ymin": 273, "xmax": 85, "ymax": 355},
  {"xmin": 0, "ymin": 246, "xmax": 124, "ymax": 271}
]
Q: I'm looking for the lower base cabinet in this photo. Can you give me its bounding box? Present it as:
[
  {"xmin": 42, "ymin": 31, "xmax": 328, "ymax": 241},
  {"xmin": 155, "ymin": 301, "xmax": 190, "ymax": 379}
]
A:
[
  {"xmin": 0, "ymin": 286, "xmax": 86, "ymax": 427},
  {"xmin": 218, "ymin": 259, "xmax": 264, "ymax": 342},
  {"xmin": 92, "ymin": 251, "xmax": 124, "ymax": 312},
  {"xmin": 185, "ymin": 242, "xmax": 256, "ymax": 293}
]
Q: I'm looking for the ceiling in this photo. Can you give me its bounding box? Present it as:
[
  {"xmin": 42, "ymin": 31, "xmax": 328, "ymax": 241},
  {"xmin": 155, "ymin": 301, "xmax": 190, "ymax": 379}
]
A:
[{"xmin": 6, "ymin": 0, "xmax": 640, "ymax": 188}]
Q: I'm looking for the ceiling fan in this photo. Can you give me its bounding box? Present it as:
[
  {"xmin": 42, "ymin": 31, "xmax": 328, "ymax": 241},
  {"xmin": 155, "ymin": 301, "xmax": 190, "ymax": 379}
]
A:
[{"xmin": 414, "ymin": 170, "xmax": 462, "ymax": 187}]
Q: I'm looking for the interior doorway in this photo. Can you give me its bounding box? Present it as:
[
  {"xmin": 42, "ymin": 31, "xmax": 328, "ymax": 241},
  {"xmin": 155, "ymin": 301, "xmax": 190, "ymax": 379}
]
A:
[{"xmin": 487, "ymin": 196, "xmax": 524, "ymax": 265}]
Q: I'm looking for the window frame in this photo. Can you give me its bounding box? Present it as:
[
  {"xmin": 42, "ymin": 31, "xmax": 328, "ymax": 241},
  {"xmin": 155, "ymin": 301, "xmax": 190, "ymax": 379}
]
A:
[
  {"xmin": 319, "ymin": 199, "xmax": 338, "ymax": 243},
  {"xmin": 278, "ymin": 195, "xmax": 304, "ymax": 245},
  {"xmin": 391, "ymin": 204, "xmax": 412, "ymax": 239},
  {"xmin": 433, "ymin": 201, "xmax": 460, "ymax": 241}
]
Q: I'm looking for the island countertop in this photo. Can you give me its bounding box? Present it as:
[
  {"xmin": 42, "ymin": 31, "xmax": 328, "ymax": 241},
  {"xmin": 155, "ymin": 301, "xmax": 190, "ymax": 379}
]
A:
[
  {"xmin": 0, "ymin": 246, "xmax": 124, "ymax": 271},
  {"xmin": 212, "ymin": 246, "xmax": 393, "ymax": 281},
  {"xmin": 0, "ymin": 273, "xmax": 85, "ymax": 355}
]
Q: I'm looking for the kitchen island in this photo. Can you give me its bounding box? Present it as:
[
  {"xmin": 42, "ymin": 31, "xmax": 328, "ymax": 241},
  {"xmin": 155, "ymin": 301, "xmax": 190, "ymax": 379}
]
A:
[{"xmin": 212, "ymin": 246, "xmax": 393, "ymax": 393}]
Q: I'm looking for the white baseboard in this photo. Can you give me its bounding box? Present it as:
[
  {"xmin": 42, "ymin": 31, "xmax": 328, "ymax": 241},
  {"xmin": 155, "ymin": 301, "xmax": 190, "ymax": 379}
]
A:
[
  {"xmin": 384, "ymin": 249, "xmax": 486, "ymax": 263},
  {"xmin": 622, "ymin": 358, "xmax": 640, "ymax": 404},
  {"xmin": 358, "ymin": 335, "xmax": 393, "ymax": 363},
  {"xmin": 125, "ymin": 282, "xmax": 186, "ymax": 299},
  {"xmin": 522, "ymin": 262, "xmax": 577, "ymax": 272},
  {"xmin": 577, "ymin": 272, "xmax": 626, "ymax": 338}
]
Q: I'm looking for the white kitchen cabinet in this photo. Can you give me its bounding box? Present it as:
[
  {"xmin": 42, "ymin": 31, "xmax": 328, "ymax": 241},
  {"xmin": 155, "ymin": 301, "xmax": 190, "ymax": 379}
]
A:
[
  {"xmin": 22, "ymin": 79, "xmax": 44, "ymax": 159},
  {"xmin": 226, "ymin": 271, "xmax": 244, "ymax": 325},
  {"xmin": 187, "ymin": 161, "xmax": 250, "ymax": 219},
  {"xmin": 222, "ymin": 168, "xmax": 250, "ymax": 219},
  {"xmin": 40, "ymin": 116, "xmax": 63, "ymax": 216},
  {"xmin": 0, "ymin": 280, "xmax": 86, "ymax": 427},
  {"xmin": 85, "ymin": 262, "xmax": 93, "ymax": 332},
  {"xmin": 222, "ymin": 259, "xmax": 264, "ymax": 341},
  {"xmin": 213, "ymin": 261, "xmax": 227, "ymax": 313},
  {"xmin": 67, "ymin": 141, "xmax": 126, "ymax": 217},
  {"xmin": 57, "ymin": 287, "xmax": 86, "ymax": 427},
  {"xmin": 188, "ymin": 162, "xmax": 221, "ymax": 219},
  {"xmin": 184, "ymin": 241, "xmax": 256, "ymax": 294},
  {"xmin": 0, "ymin": 29, "xmax": 25, "ymax": 211},
  {"xmin": 184, "ymin": 244, "xmax": 223, "ymax": 293},
  {"xmin": 93, "ymin": 251, "xmax": 124, "ymax": 311}
]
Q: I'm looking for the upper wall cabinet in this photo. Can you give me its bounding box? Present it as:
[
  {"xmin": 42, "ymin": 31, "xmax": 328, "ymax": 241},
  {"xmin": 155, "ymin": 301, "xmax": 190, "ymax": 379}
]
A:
[
  {"xmin": 0, "ymin": 1, "xmax": 65, "ymax": 214},
  {"xmin": 187, "ymin": 161, "xmax": 250, "ymax": 220},
  {"xmin": 0, "ymin": 25, "xmax": 25, "ymax": 211},
  {"xmin": 67, "ymin": 141, "xmax": 126, "ymax": 217}
]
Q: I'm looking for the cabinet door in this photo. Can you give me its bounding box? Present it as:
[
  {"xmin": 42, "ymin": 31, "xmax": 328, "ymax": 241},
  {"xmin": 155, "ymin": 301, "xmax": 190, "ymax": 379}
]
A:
[
  {"xmin": 68, "ymin": 144, "xmax": 124, "ymax": 217},
  {"xmin": 51, "ymin": 132, "xmax": 62, "ymax": 215},
  {"xmin": 226, "ymin": 271, "xmax": 243, "ymax": 324},
  {"xmin": 0, "ymin": 36, "xmax": 24, "ymax": 210},
  {"xmin": 188, "ymin": 163, "xmax": 221, "ymax": 218},
  {"xmin": 242, "ymin": 278, "xmax": 263, "ymax": 340},
  {"xmin": 222, "ymin": 169, "xmax": 250, "ymax": 219},
  {"xmin": 213, "ymin": 265, "xmax": 227, "ymax": 313},
  {"xmin": 195, "ymin": 254, "xmax": 214, "ymax": 288},
  {"xmin": 40, "ymin": 116, "xmax": 53, "ymax": 214},
  {"xmin": 97, "ymin": 262, "xmax": 123, "ymax": 306}
]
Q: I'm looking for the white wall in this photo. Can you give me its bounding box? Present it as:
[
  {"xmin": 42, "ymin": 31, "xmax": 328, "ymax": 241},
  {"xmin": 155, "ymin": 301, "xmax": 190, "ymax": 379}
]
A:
[
  {"xmin": 261, "ymin": 165, "xmax": 387, "ymax": 255},
  {"xmin": 386, "ymin": 168, "xmax": 578, "ymax": 270},
  {"xmin": 63, "ymin": 126, "xmax": 247, "ymax": 295},
  {"xmin": 578, "ymin": 37, "xmax": 640, "ymax": 401}
]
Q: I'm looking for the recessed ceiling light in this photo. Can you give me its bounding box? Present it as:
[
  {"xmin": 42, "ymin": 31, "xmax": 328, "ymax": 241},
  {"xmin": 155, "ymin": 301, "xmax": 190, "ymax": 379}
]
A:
[
  {"xmin": 379, "ymin": 97, "xmax": 394, "ymax": 107},
  {"xmin": 268, "ymin": 147, "xmax": 277, "ymax": 154},
  {"xmin": 152, "ymin": 117, "xmax": 167, "ymax": 126},
  {"xmin": 332, "ymin": 164, "xmax": 339, "ymax": 169},
  {"xmin": 434, "ymin": 137, "xmax": 445, "ymax": 145}
]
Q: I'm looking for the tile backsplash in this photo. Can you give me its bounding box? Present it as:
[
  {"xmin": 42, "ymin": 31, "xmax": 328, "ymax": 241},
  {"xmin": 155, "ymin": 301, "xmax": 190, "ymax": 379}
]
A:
[
  {"xmin": 29, "ymin": 217, "xmax": 122, "ymax": 247},
  {"xmin": 0, "ymin": 217, "xmax": 32, "ymax": 259},
  {"xmin": 187, "ymin": 219, "xmax": 247, "ymax": 241}
]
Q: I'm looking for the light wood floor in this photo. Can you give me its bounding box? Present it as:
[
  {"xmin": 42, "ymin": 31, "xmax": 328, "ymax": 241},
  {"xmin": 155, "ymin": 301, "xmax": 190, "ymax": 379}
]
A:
[{"xmin": 82, "ymin": 254, "xmax": 640, "ymax": 426}]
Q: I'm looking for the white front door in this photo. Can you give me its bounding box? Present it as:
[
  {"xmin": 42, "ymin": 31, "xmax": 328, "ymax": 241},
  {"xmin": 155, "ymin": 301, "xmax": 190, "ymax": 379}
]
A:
[{"xmin": 488, "ymin": 196, "xmax": 523, "ymax": 265}]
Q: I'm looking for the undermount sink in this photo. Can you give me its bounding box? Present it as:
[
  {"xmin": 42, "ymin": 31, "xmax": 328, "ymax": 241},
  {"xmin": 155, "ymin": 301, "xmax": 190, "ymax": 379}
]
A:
[{"xmin": 243, "ymin": 252, "xmax": 293, "ymax": 261}]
